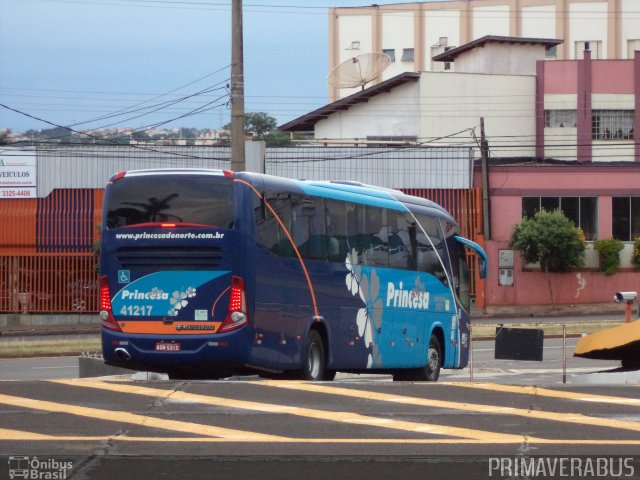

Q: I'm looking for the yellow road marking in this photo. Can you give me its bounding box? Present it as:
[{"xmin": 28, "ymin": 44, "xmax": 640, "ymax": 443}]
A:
[
  {"xmin": 0, "ymin": 427, "xmax": 73, "ymax": 441},
  {"xmin": 255, "ymin": 381, "xmax": 640, "ymax": 435},
  {"xmin": 3, "ymin": 427, "xmax": 640, "ymax": 445},
  {"xmin": 448, "ymin": 383, "xmax": 640, "ymax": 407},
  {"xmin": 53, "ymin": 379, "xmax": 525, "ymax": 442},
  {"xmin": 0, "ymin": 393, "xmax": 284, "ymax": 441}
]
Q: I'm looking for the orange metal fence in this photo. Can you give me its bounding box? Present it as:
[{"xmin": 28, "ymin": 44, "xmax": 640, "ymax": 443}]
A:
[
  {"xmin": 0, "ymin": 189, "xmax": 102, "ymax": 313},
  {"xmin": 0, "ymin": 255, "xmax": 98, "ymax": 313},
  {"xmin": 1, "ymin": 187, "xmax": 483, "ymax": 313},
  {"xmin": 402, "ymin": 188, "xmax": 485, "ymax": 307}
]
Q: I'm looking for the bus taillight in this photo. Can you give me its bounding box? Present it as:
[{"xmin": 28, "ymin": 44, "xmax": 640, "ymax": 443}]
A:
[
  {"xmin": 220, "ymin": 276, "xmax": 248, "ymax": 332},
  {"xmin": 99, "ymin": 275, "xmax": 122, "ymax": 332}
]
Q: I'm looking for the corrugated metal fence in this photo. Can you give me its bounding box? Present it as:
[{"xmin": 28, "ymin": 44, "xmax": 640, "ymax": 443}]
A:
[{"xmin": 0, "ymin": 145, "xmax": 482, "ymax": 313}]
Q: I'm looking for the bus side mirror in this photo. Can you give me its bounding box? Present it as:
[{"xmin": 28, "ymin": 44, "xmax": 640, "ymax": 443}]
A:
[{"xmin": 454, "ymin": 236, "xmax": 487, "ymax": 279}]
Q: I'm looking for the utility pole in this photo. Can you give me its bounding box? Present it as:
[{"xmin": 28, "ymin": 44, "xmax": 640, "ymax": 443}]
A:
[
  {"xmin": 480, "ymin": 117, "xmax": 491, "ymax": 240},
  {"xmin": 230, "ymin": 0, "xmax": 245, "ymax": 171}
]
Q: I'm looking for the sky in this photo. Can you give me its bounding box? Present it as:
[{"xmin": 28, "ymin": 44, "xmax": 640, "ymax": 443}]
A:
[{"xmin": 0, "ymin": 0, "xmax": 369, "ymax": 133}]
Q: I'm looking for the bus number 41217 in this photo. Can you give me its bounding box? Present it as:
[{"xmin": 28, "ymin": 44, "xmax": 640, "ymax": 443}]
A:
[{"xmin": 120, "ymin": 305, "xmax": 153, "ymax": 316}]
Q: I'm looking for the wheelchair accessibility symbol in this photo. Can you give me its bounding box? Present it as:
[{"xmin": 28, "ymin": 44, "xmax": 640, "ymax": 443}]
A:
[{"xmin": 118, "ymin": 270, "xmax": 131, "ymax": 284}]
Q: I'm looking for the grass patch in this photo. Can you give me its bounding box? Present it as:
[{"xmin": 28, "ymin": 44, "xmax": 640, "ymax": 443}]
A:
[
  {"xmin": 0, "ymin": 335, "xmax": 101, "ymax": 357},
  {"xmin": 472, "ymin": 321, "xmax": 624, "ymax": 338}
]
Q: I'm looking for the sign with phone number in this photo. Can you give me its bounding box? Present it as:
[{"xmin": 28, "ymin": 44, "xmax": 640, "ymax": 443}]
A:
[
  {"xmin": 0, "ymin": 187, "xmax": 36, "ymax": 198},
  {"xmin": 0, "ymin": 148, "xmax": 37, "ymax": 199}
]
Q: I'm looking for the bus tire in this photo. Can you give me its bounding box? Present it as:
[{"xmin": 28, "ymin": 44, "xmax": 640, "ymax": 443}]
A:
[
  {"xmin": 302, "ymin": 330, "xmax": 325, "ymax": 381},
  {"xmin": 323, "ymin": 369, "xmax": 337, "ymax": 381},
  {"xmin": 422, "ymin": 334, "xmax": 442, "ymax": 382},
  {"xmin": 401, "ymin": 335, "xmax": 442, "ymax": 382}
]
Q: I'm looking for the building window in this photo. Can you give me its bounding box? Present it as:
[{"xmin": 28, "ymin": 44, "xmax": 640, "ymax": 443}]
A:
[
  {"xmin": 346, "ymin": 41, "xmax": 360, "ymax": 51},
  {"xmin": 382, "ymin": 49, "xmax": 395, "ymax": 62},
  {"xmin": 545, "ymin": 45, "xmax": 558, "ymax": 58},
  {"xmin": 544, "ymin": 110, "xmax": 577, "ymax": 128},
  {"xmin": 431, "ymin": 45, "xmax": 454, "ymax": 72},
  {"xmin": 401, "ymin": 48, "xmax": 414, "ymax": 62},
  {"xmin": 628, "ymin": 39, "xmax": 640, "ymax": 59},
  {"xmin": 592, "ymin": 110, "xmax": 634, "ymax": 140},
  {"xmin": 522, "ymin": 197, "xmax": 597, "ymax": 240},
  {"xmin": 612, "ymin": 197, "xmax": 640, "ymax": 242},
  {"xmin": 575, "ymin": 41, "xmax": 602, "ymax": 59}
]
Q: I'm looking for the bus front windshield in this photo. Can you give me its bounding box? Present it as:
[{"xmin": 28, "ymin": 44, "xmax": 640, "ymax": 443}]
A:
[{"xmin": 105, "ymin": 174, "xmax": 235, "ymax": 229}]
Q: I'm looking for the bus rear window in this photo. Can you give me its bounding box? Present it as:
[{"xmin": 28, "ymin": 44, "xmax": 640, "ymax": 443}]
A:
[{"xmin": 105, "ymin": 174, "xmax": 234, "ymax": 229}]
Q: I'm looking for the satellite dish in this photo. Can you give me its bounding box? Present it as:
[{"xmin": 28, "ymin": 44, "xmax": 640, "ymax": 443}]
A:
[{"xmin": 327, "ymin": 53, "xmax": 391, "ymax": 90}]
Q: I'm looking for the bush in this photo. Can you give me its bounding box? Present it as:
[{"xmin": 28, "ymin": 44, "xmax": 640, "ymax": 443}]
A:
[
  {"xmin": 633, "ymin": 237, "xmax": 640, "ymax": 266},
  {"xmin": 510, "ymin": 209, "xmax": 586, "ymax": 273},
  {"xmin": 594, "ymin": 238, "xmax": 624, "ymax": 275}
]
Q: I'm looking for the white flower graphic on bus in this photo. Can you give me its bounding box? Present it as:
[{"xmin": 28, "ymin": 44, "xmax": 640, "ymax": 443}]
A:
[
  {"xmin": 168, "ymin": 286, "xmax": 196, "ymax": 316},
  {"xmin": 344, "ymin": 250, "xmax": 384, "ymax": 368}
]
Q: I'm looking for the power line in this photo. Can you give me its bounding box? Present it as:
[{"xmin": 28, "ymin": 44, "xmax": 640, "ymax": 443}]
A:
[{"xmin": 0, "ymin": 102, "xmax": 224, "ymax": 159}]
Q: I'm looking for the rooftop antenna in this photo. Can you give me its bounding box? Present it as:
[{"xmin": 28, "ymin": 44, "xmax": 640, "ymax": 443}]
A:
[{"xmin": 327, "ymin": 53, "xmax": 391, "ymax": 91}]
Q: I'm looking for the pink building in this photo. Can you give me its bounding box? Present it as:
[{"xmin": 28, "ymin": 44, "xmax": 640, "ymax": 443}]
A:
[{"xmin": 482, "ymin": 51, "xmax": 640, "ymax": 307}]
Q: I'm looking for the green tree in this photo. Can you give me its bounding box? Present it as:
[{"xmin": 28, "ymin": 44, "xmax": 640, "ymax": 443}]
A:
[
  {"xmin": 223, "ymin": 112, "xmax": 279, "ymax": 141},
  {"xmin": 0, "ymin": 129, "xmax": 10, "ymax": 145},
  {"xmin": 510, "ymin": 209, "xmax": 586, "ymax": 305},
  {"xmin": 265, "ymin": 131, "xmax": 292, "ymax": 147},
  {"xmin": 246, "ymin": 112, "xmax": 277, "ymax": 140}
]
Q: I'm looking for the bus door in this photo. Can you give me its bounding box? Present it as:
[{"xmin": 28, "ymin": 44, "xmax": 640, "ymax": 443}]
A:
[{"xmin": 414, "ymin": 213, "xmax": 459, "ymax": 367}]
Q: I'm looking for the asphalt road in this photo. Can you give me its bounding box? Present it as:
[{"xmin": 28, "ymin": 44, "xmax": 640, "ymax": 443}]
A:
[
  {"xmin": 0, "ymin": 331, "xmax": 635, "ymax": 480},
  {"xmin": 0, "ymin": 337, "xmax": 620, "ymax": 383},
  {"xmin": 1, "ymin": 378, "xmax": 640, "ymax": 479}
]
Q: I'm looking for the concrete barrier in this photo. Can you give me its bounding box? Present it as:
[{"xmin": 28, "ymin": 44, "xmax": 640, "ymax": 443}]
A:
[{"xmin": 78, "ymin": 353, "xmax": 132, "ymax": 378}]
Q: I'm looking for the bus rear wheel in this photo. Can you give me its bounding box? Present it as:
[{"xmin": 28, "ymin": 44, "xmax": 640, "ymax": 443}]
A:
[{"xmin": 302, "ymin": 330, "xmax": 326, "ymax": 381}]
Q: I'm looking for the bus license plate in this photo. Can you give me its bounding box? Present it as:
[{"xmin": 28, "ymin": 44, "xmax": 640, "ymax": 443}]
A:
[{"xmin": 155, "ymin": 342, "xmax": 181, "ymax": 352}]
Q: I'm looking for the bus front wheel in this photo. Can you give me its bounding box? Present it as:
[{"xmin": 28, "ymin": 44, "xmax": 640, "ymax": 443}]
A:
[
  {"xmin": 422, "ymin": 334, "xmax": 442, "ymax": 382},
  {"xmin": 302, "ymin": 330, "xmax": 326, "ymax": 381},
  {"xmin": 394, "ymin": 334, "xmax": 442, "ymax": 382}
]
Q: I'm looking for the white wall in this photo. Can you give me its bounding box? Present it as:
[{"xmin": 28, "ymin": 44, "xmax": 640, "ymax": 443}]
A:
[
  {"xmin": 424, "ymin": 9, "xmax": 460, "ymax": 69},
  {"xmin": 543, "ymin": 128, "xmax": 577, "ymax": 160},
  {"xmin": 337, "ymin": 15, "xmax": 374, "ymax": 97},
  {"xmin": 592, "ymin": 94, "xmax": 635, "ymax": 110},
  {"xmin": 621, "ymin": 0, "xmax": 640, "ymax": 58},
  {"xmin": 543, "ymin": 94, "xmax": 577, "ymax": 160},
  {"xmin": 382, "ymin": 10, "xmax": 415, "ymax": 81},
  {"xmin": 420, "ymin": 72, "xmax": 536, "ymax": 157},
  {"xmin": 569, "ymin": 2, "xmax": 608, "ymax": 58},
  {"xmin": 454, "ymin": 43, "xmax": 548, "ymax": 75},
  {"xmin": 472, "ymin": 4, "xmax": 510, "ymax": 39},
  {"xmin": 521, "ymin": 5, "xmax": 557, "ymax": 39},
  {"xmin": 315, "ymin": 81, "xmax": 420, "ymax": 140}
]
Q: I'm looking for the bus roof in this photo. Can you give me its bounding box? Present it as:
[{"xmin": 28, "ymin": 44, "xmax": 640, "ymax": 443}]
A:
[
  {"xmin": 108, "ymin": 168, "xmax": 454, "ymax": 221},
  {"xmin": 239, "ymin": 171, "xmax": 453, "ymax": 220}
]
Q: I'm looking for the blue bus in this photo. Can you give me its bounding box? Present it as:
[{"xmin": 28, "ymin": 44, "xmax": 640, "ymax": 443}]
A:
[{"xmin": 100, "ymin": 169, "xmax": 487, "ymax": 381}]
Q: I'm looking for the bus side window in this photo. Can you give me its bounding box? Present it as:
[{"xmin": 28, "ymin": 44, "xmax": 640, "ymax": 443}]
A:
[
  {"xmin": 291, "ymin": 195, "xmax": 327, "ymax": 261},
  {"xmin": 346, "ymin": 203, "xmax": 365, "ymax": 263},
  {"xmin": 445, "ymin": 232, "xmax": 471, "ymax": 311},
  {"xmin": 363, "ymin": 206, "xmax": 388, "ymax": 268},
  {"xmin": 415, "ymin": 213, "xmax": 448, "ymax": 285},
  {"xmin": 388, "ymin": 212, "xmax": 414, "ymax": 270},
  {"xmin": 257, "ymin": 191, "xmax": 293, "ymax": 257},
  {"xmin": 255, "ymin": 191, "xmax": 280, "ymax": 253},
  {"xmin": 326, "ymin": 199, "xmax": 348, "ymax": 262}
]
